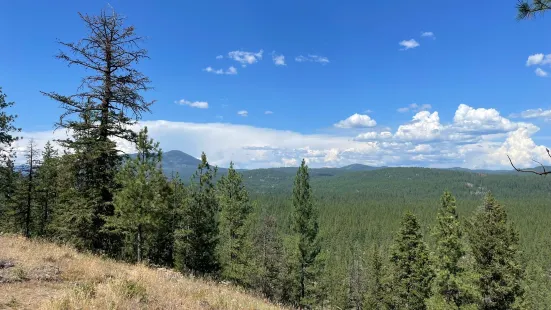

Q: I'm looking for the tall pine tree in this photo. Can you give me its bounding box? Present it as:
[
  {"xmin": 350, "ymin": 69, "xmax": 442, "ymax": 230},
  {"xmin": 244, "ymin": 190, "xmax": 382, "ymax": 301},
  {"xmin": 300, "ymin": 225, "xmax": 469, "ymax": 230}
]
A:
[
  {"xmin": 430, "ymin": 191, "xmax": 477, "ymax": 309},
  {"xmin": 106, "ymin": 127, "xmax": 167, "ymax": 263},
  {"xmin": 41, "ymin": 9, "xmax": 153, "ymax": 252},
  {"xmin": 292, "ymin": 159, "xmax": 322, "ymax": 308},
  {"xmin": 467, "ymin": 193, "xmax": 524, "ymax": 310},
  {"xmin": 388, "ymin": 211, "xmax": 434, "ymax": 310},
  {"xmin": 0, "ymin": 87, "xmax": 20, "ymax": 162},
  {"xmin": 217, "ymin": 162, "xmax": 253, "ymax": 286},
  {"xmin": 174, "ymin": 152, "xmax": 219, "ymax": 275},
  {"xmin": 35, "ymin": 141, "xmax": 59, "ymax": 236}
]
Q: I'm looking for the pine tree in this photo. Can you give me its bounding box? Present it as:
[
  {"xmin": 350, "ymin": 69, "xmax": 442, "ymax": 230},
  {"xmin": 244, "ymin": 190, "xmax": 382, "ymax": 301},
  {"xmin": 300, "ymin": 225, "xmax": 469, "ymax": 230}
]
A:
[
  {"xmin": 467, "ymin": 193, "xmax": 524, "ymax": 310},
  {"xmin": 251, "ymin": 214, "xmax": 286, "ymax": 301},
  {"xmin": 364, "ymin": 244, "xmax": 386, "ymax": 310},
  {"xmin": 12, "ymin": 139, "xmax": 40, "ymax": 237},
  {"xmin": 41, "ymin": 8, "xmax": 153, "ymax": 252},
  {"xmin": 388, "ymin": 211, "xmax": 434, "ymax": 310},
  {"xmin": 0, "ymin": 87, "xmax": 21, "ymax": 162},
  {"xmin": 292, "ymin": 159, "xmax": 322, "ymax": 308},
  {"xmin": 0, "ymin": 159, "xmax": 17, "ymax": 231},
  {"xmin": 347, "ymin": 247, "xmax": 367, "ymax": 310},
  {"xmin": 430, "ymin": 191, "xmax": 477, "ymax": 309},
  {"xmin": 217, "ymin": 162, "xmax": 253, "ymax": 286},
  {"xmin": 35, "ymin": 141, "xmax": 59, "ymax": 236},
  {"xmin": 517, "ymin": 0, "xmax": 551, "ymax": 19},
  {"xmin": 174, "ymin": 152, "xmax": 219, "ymax": 275},
  {"xmin": 106, "ymin": 127, "xmax": 167, "ymax": 263}
]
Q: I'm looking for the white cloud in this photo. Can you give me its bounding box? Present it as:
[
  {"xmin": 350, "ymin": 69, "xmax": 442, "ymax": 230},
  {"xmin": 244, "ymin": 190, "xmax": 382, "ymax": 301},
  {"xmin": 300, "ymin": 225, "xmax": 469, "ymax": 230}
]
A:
[
  {"xmin": 226, "ymin": 66, "xmax": 238, "ymax": 75},
  {"xmin": 14, "ymin": 104, "xmax": 548, "ymax": 170},
  {"xmin": 526, "ymin": 53, "xmax": 551, "ymax": 66},
  {"xmin": 452, "ymin": 104, "xmax": 517, "ymax": 134},
  {"xmin": 518, "ymin": 108, "xmax": 551, "ymax": 119},
  {"xmin": 272, "ymin": 52, "xmax": 286, "ymax": 66},
  {"xmin": 399, "ymin": 39, "xmax": 420, "ymax": 50},
  {"xmin": 264, "ymin": 111, "xmax": 274, "ymax": 115},
  {"xmin": 354, "ymin": 131, "xmax": 392, "ymax": 141},
  {"xmin": 397, "ymin": 103, "xmax": 432, "ymax": 113},
  {"xmin": 421, "ymin": 32, "xmax": 435, "ymax": 38},
  {"xmin": 228, "ymin": 50, "xmax": 263, "ymax": 66},
  {"xmin": 203, "ymin": 66, "xmax": 238, "ymax": 75},
  {"xmin": 216, "ymin": 55, "xmax": 223, "ymax": 59},
  {"xmin": 334, "ymin": 113, "xmax": 377, "ymax": 128},
  {"xmin": 535, "ymin": 67, "xmax": 548, "ymax": 77},
  {"xmin": 175, "ymin": 99, "xmax": 209, "ymax": 109},
  {"xmin": 395, "ymin": 111, "xmax": 443, "ymax": 141},
  {"xmin": 237, "ymin": 110, "xmax": 248, "ymax": 117},
  {"xmin": 282, "ymin": 158, "xmax": 298, "ymax": 167},
  {"xmin": 295, "ymin": 54, "xmax": 330, "ymax": 64}
]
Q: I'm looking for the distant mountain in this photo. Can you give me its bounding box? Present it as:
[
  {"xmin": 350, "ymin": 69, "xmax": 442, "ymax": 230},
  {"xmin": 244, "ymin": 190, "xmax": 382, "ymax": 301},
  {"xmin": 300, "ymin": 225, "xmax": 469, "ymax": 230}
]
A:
[
  {"xmin": 148, "ymin": 150, "xmax": 537, "ymax": 183},
  {"xmin": 159, "ymin": 150, "xmax": 228, "ymax": 180},
  {"xmin": 341, "ymin": 164, "xmax": 381, "ymax": 171}
]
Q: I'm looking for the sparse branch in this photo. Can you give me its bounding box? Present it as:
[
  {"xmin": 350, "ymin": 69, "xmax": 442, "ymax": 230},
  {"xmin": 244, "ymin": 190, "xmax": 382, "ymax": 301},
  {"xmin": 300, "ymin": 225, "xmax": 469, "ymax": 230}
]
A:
[{"xmin": 508, "ymin": 153, "xmax": 551, "ymax": 175}]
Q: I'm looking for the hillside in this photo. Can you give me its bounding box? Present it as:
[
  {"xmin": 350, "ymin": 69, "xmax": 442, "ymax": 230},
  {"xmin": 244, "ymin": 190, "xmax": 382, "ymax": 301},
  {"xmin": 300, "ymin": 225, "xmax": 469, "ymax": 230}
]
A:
[{"xmin": 0, "ymin": 235, "xmax": 284, "ymax": 310}]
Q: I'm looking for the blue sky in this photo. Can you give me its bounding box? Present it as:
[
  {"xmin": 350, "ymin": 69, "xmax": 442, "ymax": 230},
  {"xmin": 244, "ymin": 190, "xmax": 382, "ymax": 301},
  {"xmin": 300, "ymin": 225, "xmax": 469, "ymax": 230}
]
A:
[{"xmin": 2, "ymin": 0, "xmax": 551, "ymax": 169}]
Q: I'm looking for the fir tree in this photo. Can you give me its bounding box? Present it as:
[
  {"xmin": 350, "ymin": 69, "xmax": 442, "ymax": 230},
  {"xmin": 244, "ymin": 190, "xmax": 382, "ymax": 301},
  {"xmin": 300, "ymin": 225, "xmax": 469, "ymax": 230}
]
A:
[
  {"xmin": 467, "ymin": 193, "xmax": 524, "ymax": 310},
  {"xmin": 517, "ymin": 0, "xmax": 551, "ymax": 19},
  {"xmin": 364, "ymin": 244, "xmax": 386, "ymax": 310},
  {"xmin": 12, "ymin": 139, "xmax": 40, "ymax": 237},
  {"xmin": 217, "ymin": 162, "xmax": 253, "ymax": 286},
  {"xmin": 292, "ymin": 159, "xmax": 322, "ymax": 308},
  {"xmin": 35, "ymin": 141, "xmax": 59, "ymax": 236},
  {"xmin": 41, "ymin": 8, "xmax": 153, "ymax": 252},
  {"xmin": 106, "ymin": 127, "xmax": 167, "ymax": 263},
  {"xmin": 0, "ymin": 87, "xmax": 21, "ymax": 162},
  {"xmin": 388, "ymin": 211, "xmax": 434, "ymax": 310},
  {"xmin": 174, "ymin": 152, "xmax": 219, "ymax": 275},
  {"xmin": 251, "ymin": 214, "xmax": 286, "ymax": 301},
  {"xmin": 430, "ymin": 191, "xmax": 477, "ymax": 309}
]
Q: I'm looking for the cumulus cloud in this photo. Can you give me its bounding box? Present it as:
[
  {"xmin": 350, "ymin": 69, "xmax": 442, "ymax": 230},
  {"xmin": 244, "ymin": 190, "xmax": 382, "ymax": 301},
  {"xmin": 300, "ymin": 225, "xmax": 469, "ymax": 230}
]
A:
[
  {"xmin": 14, "ymin": 104, "xmax": 547, "ymax": 170},
  {"xmin": 228, "ymin": 50, "xmax": 263, "ymax": 66},
  {"xmin": 397, "ymin": 103, "xmax": 432, "ymax": 113},
  {"xmin": 334, "ymin": 113, "xmax": 377, "ymax": 128},
  {"xmin": 175, "ymin": 99, "xmax": 209, "ymax": 109},
  {"xmin": 421, "ymin": 32, "xmax": 435, "ymax": 38},
  {"xmin": 395, "ymin": 111, "xmax": 443, "ymax": 141},
  {"xmin": 354, "ymin": 131, "xmax": 392, "ymax": 141},
  {"xmin": 203, "ymin": 66, "xmax": 238, "ymax": 75},
  {"xmin": 452, "ymin": 104, "xmax": 517, "ymax": 134},
  {"xmin": 264, "ymin": 111, "xmax": 274, "ymax": 115},
  {"xmin": 535, "ymin": 67, "xmax": 548, "ymax": 77},
  {"xmin": 272, "ymin": 52, "xmax": 286, "ymax": 66},
  {"xmin": 399, "ymin": 39, "xmax": 420, "ymax": 50},
  {"xmin": 295, "ymin": 54, "xmax": 330, "ymax": 64},
  {"xmin": 526, "ymin": 53, "xmax": 551, "ymax": 66},
  {"xmin": 237, "ymin": 110, "xmax": 248, "ymax": 117}
]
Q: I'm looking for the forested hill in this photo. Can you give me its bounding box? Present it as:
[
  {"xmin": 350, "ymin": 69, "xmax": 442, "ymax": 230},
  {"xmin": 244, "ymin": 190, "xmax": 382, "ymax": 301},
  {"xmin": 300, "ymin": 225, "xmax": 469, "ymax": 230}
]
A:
[{"xmin": 161, "ymin": 150, "xmax": 551, "ymax": 198}]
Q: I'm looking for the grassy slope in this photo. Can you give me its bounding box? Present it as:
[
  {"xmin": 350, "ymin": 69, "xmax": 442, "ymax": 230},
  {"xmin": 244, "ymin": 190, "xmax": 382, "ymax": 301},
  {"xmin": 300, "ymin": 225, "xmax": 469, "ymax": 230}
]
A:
[{"xmin": 0, "ymin": 235, "xmax": 284, "ymax": 310}]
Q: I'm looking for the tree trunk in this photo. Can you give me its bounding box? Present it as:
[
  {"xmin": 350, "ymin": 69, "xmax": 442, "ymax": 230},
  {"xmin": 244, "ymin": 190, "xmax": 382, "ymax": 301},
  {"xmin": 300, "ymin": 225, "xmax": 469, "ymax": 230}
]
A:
[{"xmin": 137, "ymin": 223, "xmax": 142, "ymax": 263}]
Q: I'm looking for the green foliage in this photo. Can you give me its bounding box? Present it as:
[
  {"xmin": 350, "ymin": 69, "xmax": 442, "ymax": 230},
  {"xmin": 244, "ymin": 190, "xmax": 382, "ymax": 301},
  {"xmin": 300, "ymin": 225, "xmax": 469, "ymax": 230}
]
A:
[
  {"xmin": 217, "ymin": 162, "xmax": 253, "ymax": 286},
  {"xmin": 249, "ymin": 213, "xmax": 286, "ymax": 301},
  {"xmin": 517, "ymin": 0, "xmax": 551, "ymax": 19},
  {"xmin": 41, "ymin": 9, "xmax": 152, "ymax": 253},
  {"xmin": 388, "ymin": 211, "xmax": 434, "ymax": 310},
  {"xmin": 291, "ymin": 159, "xmax": 323, "ymax": 308},
  {"xmin": 35, "ymin": 141, "xmax": 59, "ymax": 236},
  {"xmin": 467, "ymin": 193, "xmax": 524, "ymax": 310},
  {"xmin": 0, "ymin": 87, "xmax": 21, "ymax": 162},
  {"xmin": 364, "ymin": 244, "xmax": 386, "ymax": 310},
  {"xmin": 174, "ymin": 152, "xmax": 220, "ymax": 275},
  {"xmin": 106, "ymin": 128, "xmax": 168, "ymax": 263},
  {"xmin": 432, "ymin": 191, "xmax": 477, "ymax": 308}
]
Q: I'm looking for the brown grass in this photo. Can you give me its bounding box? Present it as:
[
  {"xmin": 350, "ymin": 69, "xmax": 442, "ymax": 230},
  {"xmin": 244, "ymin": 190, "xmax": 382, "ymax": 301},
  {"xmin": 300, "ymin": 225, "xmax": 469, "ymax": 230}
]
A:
[{"xmin": 0, "ymin": 234, "xmax": 285, "ymax": 310}]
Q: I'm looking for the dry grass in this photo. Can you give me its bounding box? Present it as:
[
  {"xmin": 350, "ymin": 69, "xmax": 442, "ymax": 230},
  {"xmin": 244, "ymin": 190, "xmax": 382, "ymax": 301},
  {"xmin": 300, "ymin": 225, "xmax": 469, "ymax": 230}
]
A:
[{"xmin": 0, "ymin": 234, "xmax": 285, "ymax": 310}]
